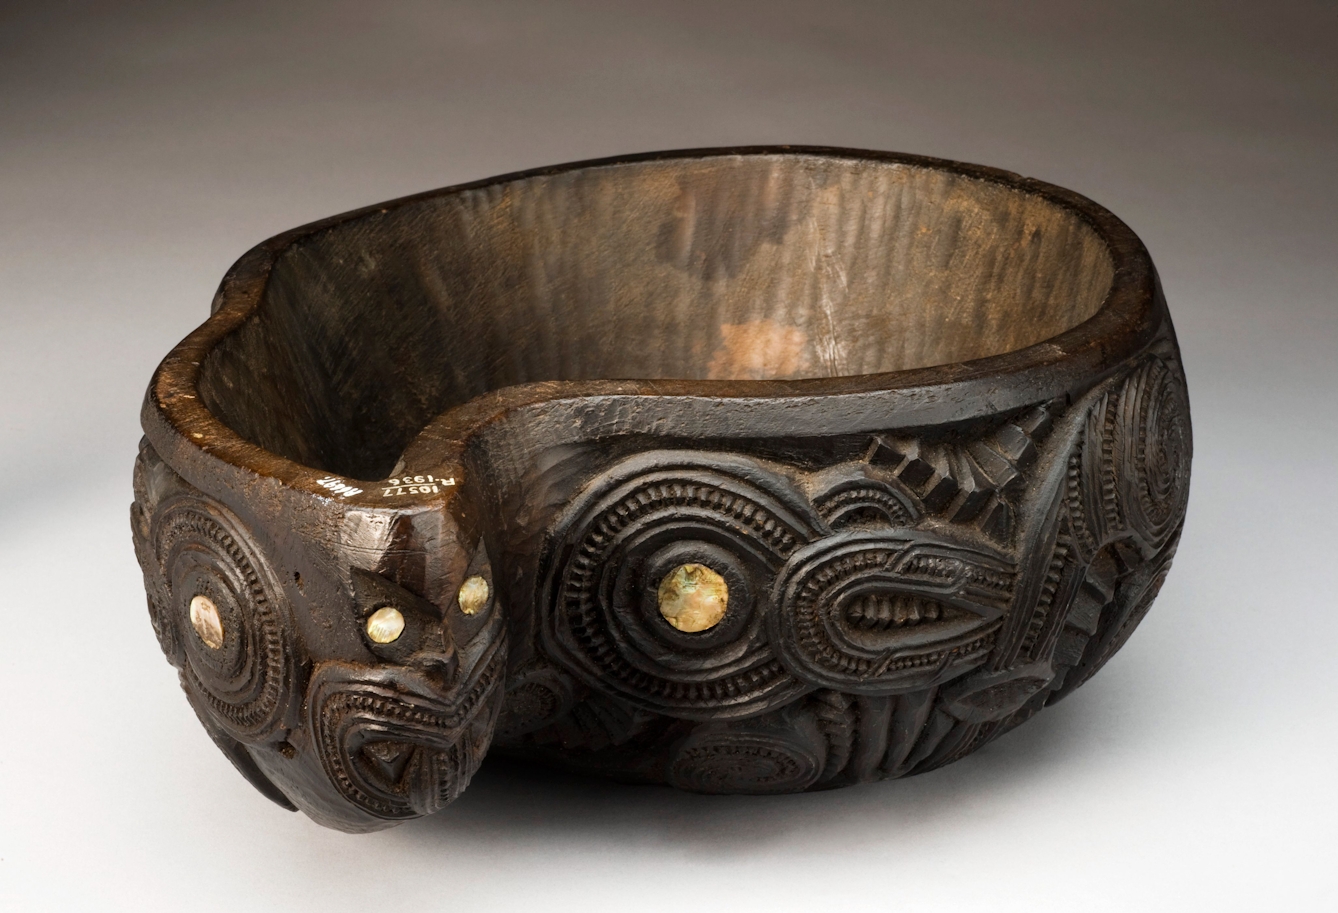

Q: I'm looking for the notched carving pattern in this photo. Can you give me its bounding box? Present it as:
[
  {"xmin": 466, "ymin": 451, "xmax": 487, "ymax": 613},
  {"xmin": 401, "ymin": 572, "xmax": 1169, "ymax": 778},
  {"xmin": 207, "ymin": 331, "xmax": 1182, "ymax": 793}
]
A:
[
  {"xmin": 1002, "ymin": 354, "xmax": 1190, "ymax": 713},
  {"xmin": 667, "ymin": 705, "xmax": 827, "ymax": 794},
  {"xmin": 1045, "ymin": 536, "xmax": 1180, "ymax": 703},
  {"xmin": 308, "ymin": 560, "xmax": 509, "ymax": 823},
  {"xmin": 542, "ymin": 453, "xmax": 824, "ymax": 720},
  {"xmin": 522, "ymin": 358, "xmax": 1188, "ymax": 793},
  {"xmin": 1117, "ymin": 358, "xmax": 1192, "ymax": 553},
  {"xmin": 1068, "ymin": 357, "xmax": 1191, "ymax": 557},
  {"xmin": 809, "ymin": 464, "xmax": 921, "ymax": 530},
  {"xmin": 150, "ymin": 495, "xmax": 296, "ymax": 742},
  {"xmin": 131, "ymin": 500, "xmax": 181, "ymax": 666},
  {"xmin": 309, "ymin": 644, "xmax": 505, "ymax": 820},
  {"xmin": 868, "ymin": 401, "xmax": 1060, "ymax": 540},
  {"xmin": 773, "ymin": 532, "xmax": 1016, "ymax": 694},
  {"xmin": 133, "ymin": 353, "xmax": 1189, "ymax": 813},
  {"xmin": 132, "ymin": 444, "xmax": 184, "ymax": 666}
]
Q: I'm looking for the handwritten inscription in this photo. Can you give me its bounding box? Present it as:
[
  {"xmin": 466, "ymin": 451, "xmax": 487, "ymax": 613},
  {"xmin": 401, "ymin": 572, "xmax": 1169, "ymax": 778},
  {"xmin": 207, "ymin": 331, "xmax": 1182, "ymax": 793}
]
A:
[
  {"xmin": 316, "ymin": 477, "xmax": 363, "ymax": 498},
  {"xmin": 315, "ymin": 474, "xmax": 455, "ymax": 499},
  {"xmin": 381, "ymin": 474, "xmax": 456, "ymax": 498}
]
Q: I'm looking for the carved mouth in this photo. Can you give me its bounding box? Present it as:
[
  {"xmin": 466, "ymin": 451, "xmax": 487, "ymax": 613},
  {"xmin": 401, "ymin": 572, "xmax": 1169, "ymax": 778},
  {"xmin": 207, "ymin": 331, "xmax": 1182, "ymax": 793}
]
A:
[
  {"xmin": 844, "ymin": 592, "xmax": 969, "ymax": 630},
  {"xmin": 837, "ymin": 587, "xmax": 993, "ymax": 657},
  {"xmin": 308, "ymin": 652, "xmax": 505, "ymax": 820},
  {"xmin": 772, "ymin": 530, "xmax": 1016, "ymax": 693}
]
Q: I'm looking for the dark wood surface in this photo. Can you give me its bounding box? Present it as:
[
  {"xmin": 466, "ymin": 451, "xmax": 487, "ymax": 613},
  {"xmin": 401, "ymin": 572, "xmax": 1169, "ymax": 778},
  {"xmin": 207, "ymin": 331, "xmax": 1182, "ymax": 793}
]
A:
[{"xmin": 131, "ymin": 147, "xmax": 1190, "ymax": 831}]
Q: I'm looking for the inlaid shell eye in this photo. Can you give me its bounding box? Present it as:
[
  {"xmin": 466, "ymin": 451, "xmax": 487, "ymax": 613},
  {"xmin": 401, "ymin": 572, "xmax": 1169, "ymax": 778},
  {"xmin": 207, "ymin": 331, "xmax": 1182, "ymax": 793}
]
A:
[
  {"xmin": 365, "ymin": 606, "xmax": 405, "ymax": 644},
  {"xmin": 152, "ymin": 496, "xmax": 296, "ymax": 742},
  {"xmin": 457, "ymin": 576, "xmax": 490, "ymax": 615},
  {"xmin": 542, "ymin": 451, "xmax": 826, "ymax": 719},
  {"xmin": 657, "ymin": 564, "xmax": 729, "ymax": 632},
  {"xmin": 189, "ymin": 594, "xmax": 225, "ymax": 649}
]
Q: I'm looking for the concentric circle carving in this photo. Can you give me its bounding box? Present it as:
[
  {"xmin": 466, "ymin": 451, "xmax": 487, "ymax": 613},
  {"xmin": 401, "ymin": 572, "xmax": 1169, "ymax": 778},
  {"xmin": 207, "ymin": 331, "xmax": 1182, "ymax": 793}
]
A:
[
  {"xmin": 152, "ymin": 497, "xmax": 294, "ymax": 742},
  {"xmin": 131, "ymin": 500, "xmax": 183, "ymax": 666},
  {"xmin": 667, "ymin": 708, "xmax": 826, "ymax": 794},
  {"xmin": 1070, "ymin": 357, "xmax": 1191, "ymax": 556},
  {"xmin": 1027, "ymin": 357, "xmax": 1189, "ymax": 707},
  {"xmin": 813, "ymin": 479, "xmax": 918, "ymax": 530},
  {"xmin": 541, "ymin": 452, "xmax": 824, "ymax": 719},
  {"xmin": 309, "ymin": 649, "xmax": 505, "ymax": 820},
  {"xmin": 772, "ymin": 531, "xmax": 1016, "ymax": 694},
  {"xmin": 1116, "ymin": 358, "xmax": 1192, "ymax": 552}
]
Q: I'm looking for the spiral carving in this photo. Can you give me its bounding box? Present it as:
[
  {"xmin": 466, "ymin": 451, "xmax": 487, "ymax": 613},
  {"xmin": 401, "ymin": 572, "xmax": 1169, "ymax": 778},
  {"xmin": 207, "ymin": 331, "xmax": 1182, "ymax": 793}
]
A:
[
  {"xmin": 667, "ymin": 708, "xmax": 827, "ymax": 794},
  {"xmin": 131, "ymin": 500, "xmax": 183, "ymax": 666},
  {"xmin": 1012, "ymin": 356, "xmax": 1189, "ymax": 709},
  {"xmin": 1116, "ymin": 358, "xmax": 1192, "ymax": 552},
  {"xmin": 542, "ymin": 452, "xmax": 824, "ymax": 719},
  {"xmin": 309, "ymin": 647, "xmax": 505, "ymax": 820},
  {"xmin": 1069, "ymin": 357, "xmax": 1191, "ymax": 556},
  {"xmin": 151, "ymin": 496, "xmax": 294, "ymax": 742}
]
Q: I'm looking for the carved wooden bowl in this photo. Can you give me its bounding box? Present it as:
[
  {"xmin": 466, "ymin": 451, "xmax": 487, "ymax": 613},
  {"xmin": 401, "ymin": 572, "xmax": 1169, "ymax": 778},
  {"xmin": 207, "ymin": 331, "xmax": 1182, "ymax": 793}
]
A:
[{"xmin": 131, "ymin": 147, "xmax": 1191, "ymax": 831}]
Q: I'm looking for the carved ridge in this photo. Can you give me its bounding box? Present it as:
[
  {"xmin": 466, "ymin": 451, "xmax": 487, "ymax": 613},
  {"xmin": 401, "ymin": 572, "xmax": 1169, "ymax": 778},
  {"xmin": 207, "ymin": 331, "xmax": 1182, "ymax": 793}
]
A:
[{"xmin": 152, "ymin": 496, "xmax": 295, "ymax": 742}]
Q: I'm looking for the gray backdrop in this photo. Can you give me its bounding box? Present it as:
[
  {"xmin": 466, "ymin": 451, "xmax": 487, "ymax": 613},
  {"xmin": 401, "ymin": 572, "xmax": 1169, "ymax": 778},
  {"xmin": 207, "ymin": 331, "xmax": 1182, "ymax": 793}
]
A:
[{"xmin": 3, "ymin": 1, "xmax": 1335, "ymax": 909}]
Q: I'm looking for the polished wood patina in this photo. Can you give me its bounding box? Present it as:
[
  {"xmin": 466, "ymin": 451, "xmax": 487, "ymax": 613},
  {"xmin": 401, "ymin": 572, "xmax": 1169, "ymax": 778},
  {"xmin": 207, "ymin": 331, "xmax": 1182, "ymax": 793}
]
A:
[{"xmin": 131, "ymin": 147, "xmax": 1191, "ymax": 831}]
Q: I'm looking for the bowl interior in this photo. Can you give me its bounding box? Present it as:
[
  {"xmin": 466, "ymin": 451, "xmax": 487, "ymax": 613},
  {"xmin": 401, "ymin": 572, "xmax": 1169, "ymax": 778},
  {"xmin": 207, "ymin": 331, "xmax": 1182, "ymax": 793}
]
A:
[{"xmin": 198, "ymin": 153, "xmax": 1114, "ymax": 478}]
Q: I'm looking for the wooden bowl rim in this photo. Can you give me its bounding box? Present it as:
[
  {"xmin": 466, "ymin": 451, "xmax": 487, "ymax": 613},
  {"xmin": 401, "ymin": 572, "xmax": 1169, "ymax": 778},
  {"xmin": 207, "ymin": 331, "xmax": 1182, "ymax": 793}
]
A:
[{"xmin": 142, "ymin": 146, "xmax": 1162, "ymax": 505}]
